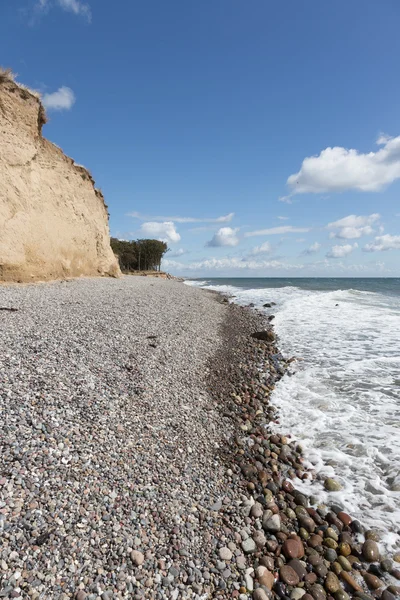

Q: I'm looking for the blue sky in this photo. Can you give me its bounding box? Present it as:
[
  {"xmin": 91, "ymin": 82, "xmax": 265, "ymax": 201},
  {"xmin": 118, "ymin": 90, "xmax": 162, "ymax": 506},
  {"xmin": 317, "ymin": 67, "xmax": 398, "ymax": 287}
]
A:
[{"xmin": 3, "ymin": 0, "xmax": 400, "ymax": 276}]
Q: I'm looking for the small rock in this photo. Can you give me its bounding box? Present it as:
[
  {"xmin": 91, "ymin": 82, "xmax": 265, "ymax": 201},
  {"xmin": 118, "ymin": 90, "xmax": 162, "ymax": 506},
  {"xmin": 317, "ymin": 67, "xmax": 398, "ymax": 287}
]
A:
[
  {"xmin": 242, "ymin": 538, "xmax": 257, "ymax": 554},
  {"xmin": 256, "ymin": 566, "xmax": 275, "ymax": 590},
  {"xmin": 324, "ymin": 478, "xmax": 342, "ymax": 492},
  {"xmin": 283, "ymin": 538, "xmax": 304, "ymax": 559},
  {"xmin": 291, "ymin": 589, "xmax": 306, "ymax": 600},
  {"xmin": 325, "ymin": 573, "xmax": 340, "ymax": 594},
  {"xmin": 363, "ymin": 573, "xmax": 384, "ymax": 590},
  {"xmin": 263, "ymin": 514, "xmax": 281, "ymax": 533},
  {"xmin": 253, "ymin": 530, "xmax": 267, "ymax": 548},
  {"xmin": 130, "ymin": 550, "xmax": 144, "ymax": 566},
  {"xmin": 280, "ymin": 565, "xmax": 300, "ymax": 586},
  {"xmin": 362, "ymin": 540, "xmax": 380, "ymax": 562},
  {"xmin": 340, "ymin": 571, "xmax": 362, "ymax": 591},
  {"xmin": 253, "ymin": 590, "xmax": 270, "ymax": 600},
  {"xmin": 219, "ymin": 547, "xmax": 232, "ymax": 561}
]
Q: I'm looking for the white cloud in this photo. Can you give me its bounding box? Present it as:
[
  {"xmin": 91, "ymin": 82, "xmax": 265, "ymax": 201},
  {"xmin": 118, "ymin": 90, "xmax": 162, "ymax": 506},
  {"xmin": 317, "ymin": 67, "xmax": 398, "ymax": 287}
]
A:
[
  {"xmin": 363, "ymin": 234, "xmax": 400, "ymax": 252},
  {"xmin": 329, "ymin": 226, "xmax": 374, "ymax": 239},
  {"xmin": 168, "ymin": 248, "xmax": 187, "ymax": 257},
  {"xmin": 206, "ymin": 227, "xmax": 239, "ymax": 247},
  {"xmin": 42, "ymin": 87, "xmax": 75, "ymax": 111},
  {"xmin": 139, "ymin": 221, "xmax": 181, "ymax": 244},
  {"xmin": 327, "ymin": 213, "xmax": 380, "ymax": 239},
  {"xmin": 326, "ymin": 243, "xmax": 358, "ymax": 259},
  {"xmin": 302, "ymin": 242, "xmax": 321, "ymax": 255},
  {"xmin": 129, "ymin": 211, "xmax": 234, "ymax": 224},
  {"xmin": 36, "ymin": 0, "xmax": 91, "ymax": 21},
  {"xmin": 249, "ymin": 242, "xmax": 272, "ymax": 255},
  {"xmin": 277, "ymin": 216, "xmax": 289, "ymax": 221},
  {"xmin": 279, "ymin": 195, "xmax": 293, "ymax": 204},
  {"xmin": 163, "ymin": 257, "xmax": 303, "ymax": 271},
  {"xmin": 287, "ymin": 135, "xmax": 400, "ymax": 194},
  {"xmin": 245, "ymin": 225, "xmax": 310, "ymax": 237}
]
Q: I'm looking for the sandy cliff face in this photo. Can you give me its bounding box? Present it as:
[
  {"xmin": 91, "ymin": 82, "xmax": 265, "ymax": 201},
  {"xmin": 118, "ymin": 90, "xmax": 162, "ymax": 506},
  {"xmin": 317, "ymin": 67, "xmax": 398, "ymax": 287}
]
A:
[{"xmin": 0, "ymin": 72, "xmax": 120, "ymax": 282}]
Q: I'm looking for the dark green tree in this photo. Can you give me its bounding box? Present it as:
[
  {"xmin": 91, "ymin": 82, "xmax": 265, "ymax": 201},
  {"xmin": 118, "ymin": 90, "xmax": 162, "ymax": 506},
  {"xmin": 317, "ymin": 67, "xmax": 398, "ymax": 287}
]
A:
[{"xmin": 110, "ymin": 238, "xmax": 168, "ymax": 272}]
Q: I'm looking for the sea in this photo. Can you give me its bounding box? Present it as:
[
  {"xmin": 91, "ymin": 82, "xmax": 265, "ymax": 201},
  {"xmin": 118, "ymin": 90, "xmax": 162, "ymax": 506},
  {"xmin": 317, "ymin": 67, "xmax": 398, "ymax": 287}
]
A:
[{"xmin": 185, "ymin": 278, "xmax": 400, "ymax": 549}]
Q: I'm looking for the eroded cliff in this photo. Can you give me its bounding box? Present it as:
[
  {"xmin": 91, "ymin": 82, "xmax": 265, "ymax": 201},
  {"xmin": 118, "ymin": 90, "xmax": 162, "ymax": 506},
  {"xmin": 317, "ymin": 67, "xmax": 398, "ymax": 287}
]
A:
[{"xmin": 0, "ymin": 70, "xmax": 120, "ymax": 282}]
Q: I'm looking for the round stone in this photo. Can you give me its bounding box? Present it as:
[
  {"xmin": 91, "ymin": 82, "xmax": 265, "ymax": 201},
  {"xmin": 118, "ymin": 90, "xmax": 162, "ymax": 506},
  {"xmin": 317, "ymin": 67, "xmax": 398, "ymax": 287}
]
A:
[
  {"xmin": 309, "ymin": 535, "xmax": 324, "ymax": 548},
  {"xmin": 363, "ymin": 573, "xmax": 384, "ymax": 590},
  {"xmin": 337, "ymin": 556, "xmax": 352, "ymax": 571},
  {"xmin": 325, "ymin": 572, "xmax": 340, "ymax": 594},
  {"xmin": 253, "ymin": 590, "xmax": 270, "ymax": 600},
  {"xmin": 338, "ymin": 543, "xmax": 351, "ymax": 557},
  {"xmin": 242, "ymin": 538, "xmax": 257, "ymax": 554},
  {"xmin": 291, "ymin": 589, "xmax": 306, "ymax": 600},
  {"xmin": 309, "ymin": 583, "xmax": 326, "ymax": 600},
  {"xmin": 219, "ymin": 547, "xmax": 232, "ymax": 561},
  {"xmin": 253, "ymin": 530, "xmax": 267, "ymax": 548},
  {"xmin": 325, "ymin": 549, "xmax": 338, "ymax": 563},
  {"xmin": 362, "ymin": 540, "xmax": 380, "ymax": 562},
  {"xmin": 324, "ymin": 479, "xmax": 342, "ymax": 492},
  {"xmin": 280, "ymin": 565, "xmax": 300, "ymax": 586},
  {"xmin": 334, "ymin": 591, "xmax": 350, "ymax": 600},
  {"xmin": 260, "ymin": 555, "xmax": 275, "ymax": 571},
  {"xmin": 256, "ymin": 566, "xmax": 275, "ymax": 590},
  {"xmin": 340, "ymin": 571, "xmax": 362, "ymax": 592},
  {"xmin": 131, "ymin": 550, "xmax": 144, "ymax": 566},
  {"xmin": 283, "ymin": 538, "xmax": 304, "ymax": 560},
  {"xmin": 288, "ymin": 559, "xmax": 307, "ymax": 580},
  {"xmin": 337, "ymin": 512, "xmax": 352, "ymax": 526}
]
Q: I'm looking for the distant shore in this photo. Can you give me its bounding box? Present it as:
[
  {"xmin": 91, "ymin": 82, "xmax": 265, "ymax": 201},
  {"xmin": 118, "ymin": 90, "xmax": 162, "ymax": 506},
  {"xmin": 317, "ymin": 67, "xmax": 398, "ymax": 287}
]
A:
[{"xmin": 0, "ymin": 276, "xmax": 399, "ymax": 600}]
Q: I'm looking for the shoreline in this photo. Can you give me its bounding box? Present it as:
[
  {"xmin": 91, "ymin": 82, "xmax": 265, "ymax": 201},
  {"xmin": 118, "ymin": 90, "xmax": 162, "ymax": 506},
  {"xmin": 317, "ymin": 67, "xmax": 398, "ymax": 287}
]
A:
[
  {"xmin": 0, "ymin": 277, "xmax": 399, "ymax": 600},
  {"xmin": 203, "ymin": 286, "xmax": 400, "ymax": 600}
]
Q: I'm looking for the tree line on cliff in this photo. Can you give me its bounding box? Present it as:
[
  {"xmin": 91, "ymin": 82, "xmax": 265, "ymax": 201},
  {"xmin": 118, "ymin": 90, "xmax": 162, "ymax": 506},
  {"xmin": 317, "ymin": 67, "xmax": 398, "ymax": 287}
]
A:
[{"xmin": 110, "ymin": 238, "xmax": 168, "ymax": 272}]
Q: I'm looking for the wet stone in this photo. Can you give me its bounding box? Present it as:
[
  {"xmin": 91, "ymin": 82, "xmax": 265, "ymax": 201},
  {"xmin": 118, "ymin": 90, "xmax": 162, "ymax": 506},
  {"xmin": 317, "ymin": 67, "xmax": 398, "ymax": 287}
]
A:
[
  {"xmin": 280, "ymin": 566, "xmax": 300, "ymax": 586},
  {"xmin": 363, "ymin": 573, "xmax": 384, "ymax": 590},
  {"xmin": 362, "ymin": 540, "xmax": 380, "ymax": 562},
  {"xmin": 324, "ymin": 479, "xmax": 342, "ymax": 492},
  {"xmin": 337, "ymin": 557, "xmax": 352, "ymax": 572},
  {"xmin": 340, "ymin": 571, "xmax": 362, "ymax": 591},
  {"xmin": 324, "ymin": 549, "xmax": 338, "ymax": 563},
  {"xmin": 283, "ymin": 538, "xmax": 305, "ymax": 560},
  {"xmin": 325, "ymin": 572, "xmax": 340, "ymax": 594},
  {"xmin": 291, "ymin": 589, "xmax": 306, "ymax": 600},
  {"xmin": 288, "ymin": 560, "xmax": 307, "ymax": 581},
  {"xmin": 309, "ymin": 583, "xmax": 326, "ymax": 600}
]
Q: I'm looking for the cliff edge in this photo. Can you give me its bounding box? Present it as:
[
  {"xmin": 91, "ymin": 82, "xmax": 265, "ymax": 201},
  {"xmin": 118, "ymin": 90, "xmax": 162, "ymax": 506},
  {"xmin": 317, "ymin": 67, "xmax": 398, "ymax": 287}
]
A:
[{"xmin": 0, "ymin": 70, "xmax": 120, "ymax": 282}]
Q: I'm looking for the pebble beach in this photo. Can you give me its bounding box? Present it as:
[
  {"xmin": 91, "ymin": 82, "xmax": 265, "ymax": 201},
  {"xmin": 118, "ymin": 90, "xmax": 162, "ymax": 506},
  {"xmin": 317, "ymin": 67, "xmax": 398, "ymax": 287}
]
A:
[{"xmin": 1, "ymin": 277, "xmax": 399, "ymax": 600}]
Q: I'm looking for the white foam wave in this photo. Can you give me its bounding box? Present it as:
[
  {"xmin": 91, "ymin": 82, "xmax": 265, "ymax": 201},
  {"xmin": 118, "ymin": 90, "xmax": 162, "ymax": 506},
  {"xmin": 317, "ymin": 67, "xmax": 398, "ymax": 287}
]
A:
[{"xmin": 196, "ymin": 280, "xmax": 400, "ymax": 550}]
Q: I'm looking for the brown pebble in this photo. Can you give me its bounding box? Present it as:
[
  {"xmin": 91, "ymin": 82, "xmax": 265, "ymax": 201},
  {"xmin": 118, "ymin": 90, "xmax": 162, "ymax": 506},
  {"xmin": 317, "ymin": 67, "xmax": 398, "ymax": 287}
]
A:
[
  {"xmin": 363, "ymin": 573, "xmax": 384, "ymax": 590},
  {"xmin": 283, "ymin": 537, "xmax": 304, "ymax": 559},
  {"xmin": 309, "ymin": 534, "xmax": 324, "ymax": 548},
  {"xmin": 338, "ymin": 543, "xmax": 351, "ymax": 557},
  {"xmin": 280, "ymin": 565, "xmax": 300, "ymax": 586},
  {"xmin": 260, "ymin": 555, "xmax": 275, "ymax": 571},
  {"xmin": 256, "ymin": 566, "xmax": 275, "ymax": 590},
  {"xmin": 305, "ymin": 573, "xmax": 318, "ymax": 584},
  {"xmin": 362, "ymin": 540, "xmax": 380, "ymax": 562},
  {"xmin": 340, "ymin": 571, "xmax": 362, "ymax": 591},
  {"xmin": 337, "ymin": 512, "xmax": 352, "ymax": 526},
  {"xmin": 325, "ymin": 572, "xmax": 340, "ymax": 594}
]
